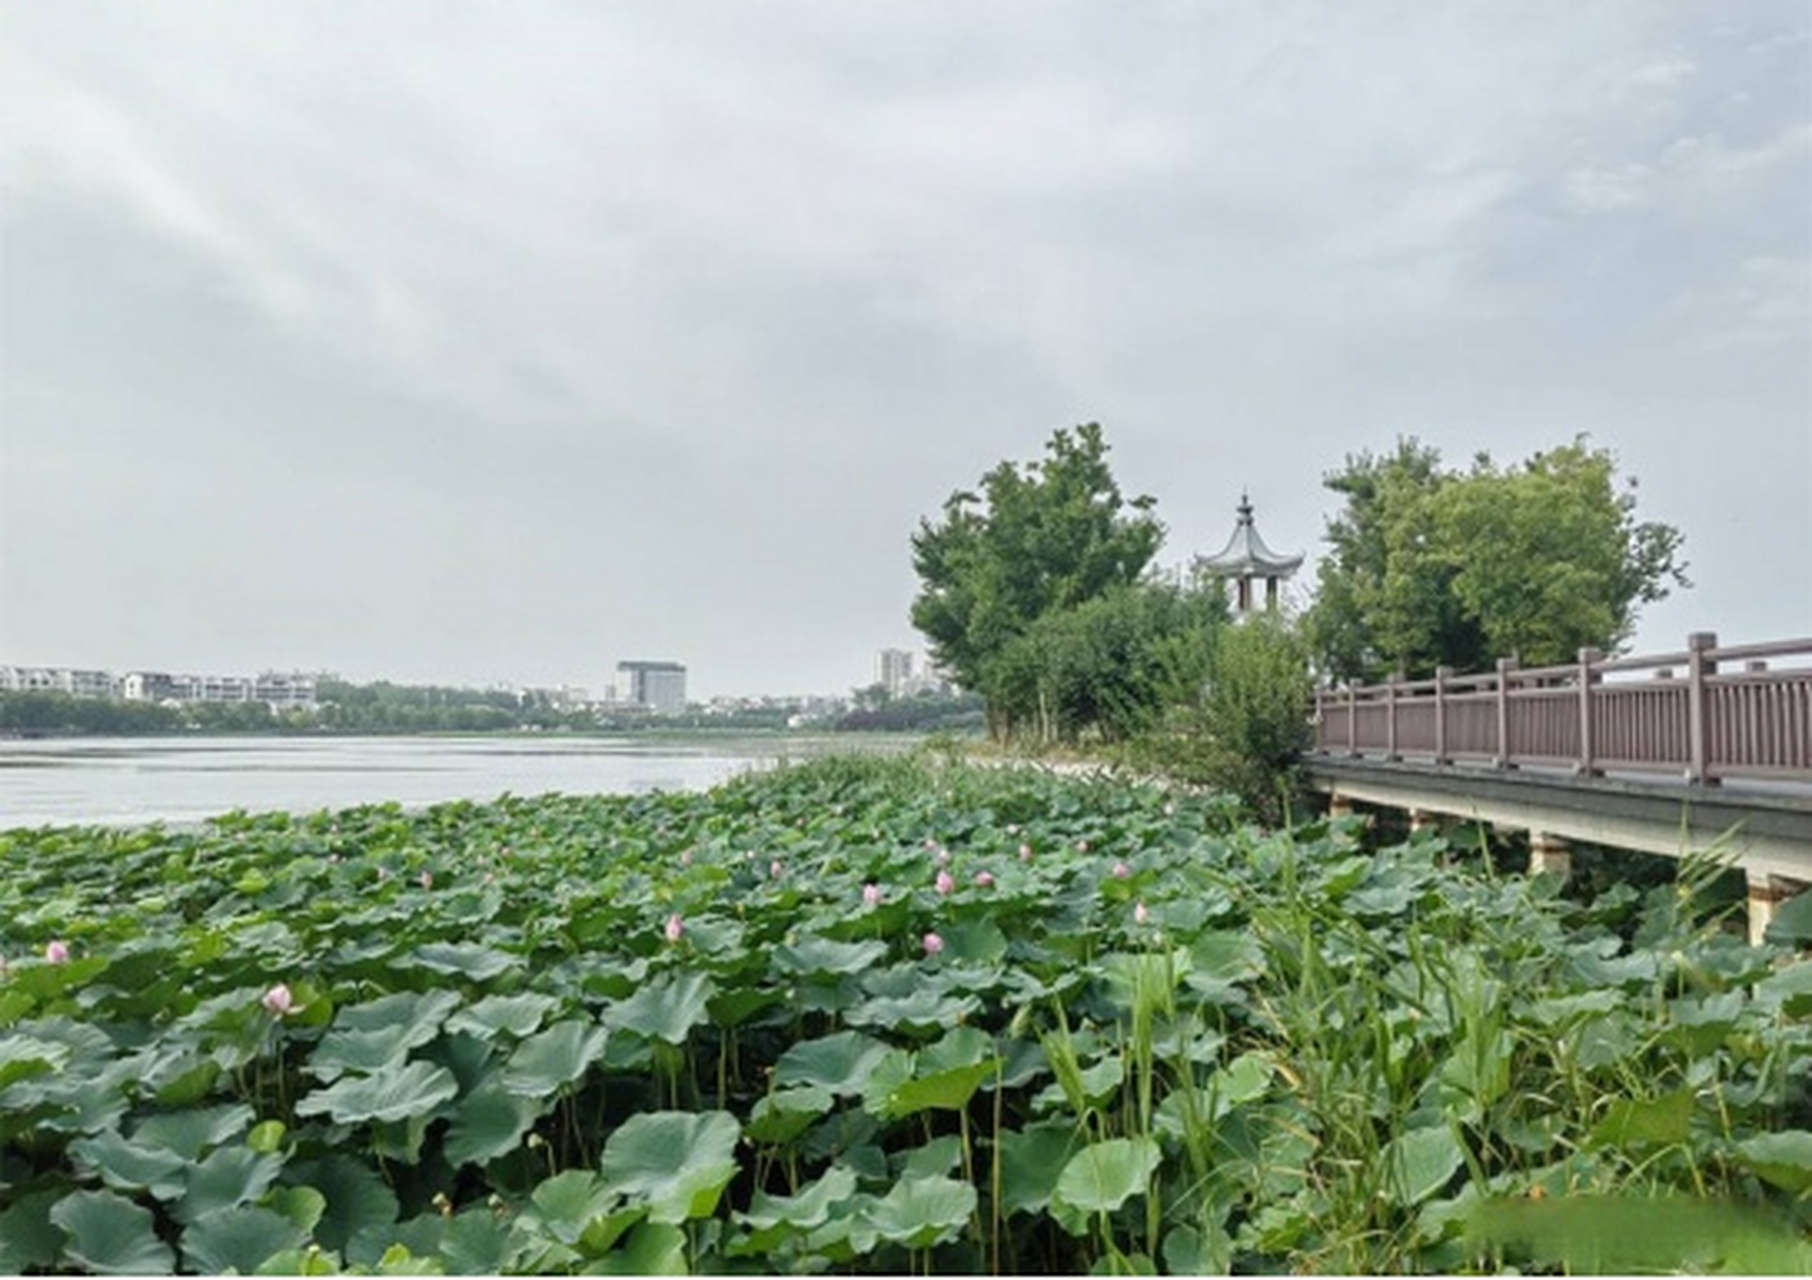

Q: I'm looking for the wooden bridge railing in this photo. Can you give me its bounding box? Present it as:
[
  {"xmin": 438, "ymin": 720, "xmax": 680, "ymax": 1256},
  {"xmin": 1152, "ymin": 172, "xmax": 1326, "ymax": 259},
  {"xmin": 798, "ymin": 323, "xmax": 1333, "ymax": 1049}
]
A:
[{"xmin": 1312, "ymin": 633, "xmax": 1812, "ymax": 785}]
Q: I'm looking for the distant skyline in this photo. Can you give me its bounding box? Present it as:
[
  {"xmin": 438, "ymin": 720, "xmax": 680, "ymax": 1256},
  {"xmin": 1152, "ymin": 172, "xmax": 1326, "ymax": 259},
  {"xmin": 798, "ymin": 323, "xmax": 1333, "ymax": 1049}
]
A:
[{"xmin": 3, "ymin": 3, "xmax": 1807, "ymax": 699}]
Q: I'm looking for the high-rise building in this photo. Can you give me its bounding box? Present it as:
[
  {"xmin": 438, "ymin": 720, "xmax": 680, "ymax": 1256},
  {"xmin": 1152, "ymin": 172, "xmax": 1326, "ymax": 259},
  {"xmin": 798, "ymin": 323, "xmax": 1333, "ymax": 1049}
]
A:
[
  {"xmin": 616, "ymin": 661, "xmax": 687, "ymax": 716},
  {"xmin": 876, "ymin": 648, "xmax": 914, "ymax": 698}
]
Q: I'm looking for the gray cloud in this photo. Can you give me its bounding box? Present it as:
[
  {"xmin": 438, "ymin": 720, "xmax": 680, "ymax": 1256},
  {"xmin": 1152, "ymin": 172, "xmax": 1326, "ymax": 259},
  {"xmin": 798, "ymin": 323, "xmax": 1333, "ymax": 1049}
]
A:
[{"xmin": 3, "ymin": 1, "xmax": 1806, "ymax": 695}]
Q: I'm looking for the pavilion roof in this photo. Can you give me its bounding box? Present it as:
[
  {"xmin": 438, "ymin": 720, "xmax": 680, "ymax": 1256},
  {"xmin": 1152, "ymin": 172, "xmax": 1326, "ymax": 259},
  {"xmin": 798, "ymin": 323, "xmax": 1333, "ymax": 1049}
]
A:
[{"xmin": 1198, "ymin": 493, "xmax": 1303, "ymax": 577}]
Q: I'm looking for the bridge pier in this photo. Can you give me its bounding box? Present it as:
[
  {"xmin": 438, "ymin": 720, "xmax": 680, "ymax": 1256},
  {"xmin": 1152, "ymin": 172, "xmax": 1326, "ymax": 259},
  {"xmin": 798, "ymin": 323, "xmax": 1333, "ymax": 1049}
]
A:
[
  {"xmin": 1327, "ymin": 794, "xmax": 1354, "ymax": 819},
  {"xmin": 1528, "ymin": 832, "xmax": 1572, "ymax": 881},
  {"xmin": 1748, "ymin": 874, "xmax": 1806, "ymax": 948}
]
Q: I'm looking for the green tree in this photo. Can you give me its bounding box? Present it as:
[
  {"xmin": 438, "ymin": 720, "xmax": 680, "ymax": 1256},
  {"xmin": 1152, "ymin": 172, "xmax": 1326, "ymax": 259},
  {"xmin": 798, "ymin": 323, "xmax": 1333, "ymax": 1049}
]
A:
[
  {"xmin": 910, "ymin": 423, "xmax": 1165, "ymax": 736},
  {"xmin": 1306, "ymin": 437, "xmax": 1687, "ymax": 682}
]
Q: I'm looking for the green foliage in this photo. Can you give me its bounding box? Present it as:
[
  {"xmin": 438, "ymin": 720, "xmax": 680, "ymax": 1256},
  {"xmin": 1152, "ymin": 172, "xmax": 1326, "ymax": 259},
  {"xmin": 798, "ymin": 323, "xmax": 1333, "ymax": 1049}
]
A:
[
  {"xmin": 1123, "ymin": 613, "xmax": 1312, "ymax": 822},
  {"xmin": 910, "ymin": 423, "xmax": 1166, "ymax": 735},
  {"xmin": 3, "ymin": 757, "xmax": 1808, "ymax": 1275},
  {"xmin": 987, "ymin": 581, "xmax": 1227, "ymax": 746},
  {"xmin": 1306, "ymin": 436, "xmax": 1688, "ymax": 681}
]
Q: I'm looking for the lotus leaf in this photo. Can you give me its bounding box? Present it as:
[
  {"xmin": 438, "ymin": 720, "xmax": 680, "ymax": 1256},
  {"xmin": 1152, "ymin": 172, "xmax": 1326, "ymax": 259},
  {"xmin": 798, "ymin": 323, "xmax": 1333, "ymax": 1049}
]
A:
[
  {"xmin": 1732, "ymin": 1130, "xmax": 1812, "ymax": 1193},
  {"xmin": 773, "ymin": 1030, "xmax": 891, "ymax": 1095},
  {"xmin": 1383, "ymin": 1124, "xmax": 1465, "ymax": 1206},
  {"xmin": 1052, "ymin": 1137, "xmax": 1161, "ymax": 1218},
  {"xmin": 863, "ymin": 1174, "xmax": 978, "ymax": 1249},
  {"xmin": 446, "ymin": 992, "xmax": 560, "ymax": 1040},
  {"xmin": 179, "ymin": 1205, "xmax": 308, "ymax": 1274},
  {"xmin": 445, "ymin": 1079, "xmax": 541, "ymax": 1166},
  {"xmin": 295, "ymin": 1059, "xmax": 459, "ymax": 1124},
  {"xmin": 49, "ymin": 1189, "xmax": 176, "ymax": 1276},
  {"xmin": 131, "ymin": 1102, "xmax": 255, "ymax": 1160},
  {"xmin": 597, "ymin": 1110, "xmax": 741, "ymax": 1224},
  {"xmin": 501, "ymin": 1018, "xmax": 608, "ymax": 1095},
  {"xmin": 67, "ymin": 1129, "xmax": 189, "ymax": 1200}
]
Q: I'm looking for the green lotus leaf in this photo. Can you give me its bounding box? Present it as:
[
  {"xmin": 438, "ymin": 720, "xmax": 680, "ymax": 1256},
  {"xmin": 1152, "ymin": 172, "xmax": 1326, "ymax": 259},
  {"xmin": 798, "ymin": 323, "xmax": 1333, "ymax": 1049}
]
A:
[
  {"xmin": 446, "ymin": 992, "xmax": 560, "ymax": 1040},
  {"xmin": 0, "ymin": 1033, "xmax": 69, "ymax": 1088},
  {"xmin": 844, "ymin": 988, "xmax": 980, "ymax": 1035},
  {"xmin": 180, "ymin": 1205, "xmax": 308, "ymax": 1275},
  {"xmin": 936, "ymin": 918, "xmax": 1009, "ymax": 966},
  {"xmin": 67, "ymin": 1129, "xmax": 189, "ymax": 1199},
  {"xmin": 740, "ymin": 1166, "xmax": 859, "ymax": 1233},
  {"xmin": 295, "ymin": 1154, "xmax": 401, "ymax": 1260},
  {"xmin": 1733, "ymin": 1130, "xmax": 1812, "ymax": 1193},
  {"xmin": 1757, "ymin": 962, "xmax": 1812, "ymax": 1018},
  {"xmin": 863, "ymin": 1174, "xmax": 977, "ymax": 1250},
  {"xmin": 877, "ymin": 1061, "xmax": 995, "ymax": 1119},
  {"xmin": 1383, "ymin": 1124, "xmax": 1466, "ymax": 1206},
  {"xmin": 444, "ymin": 1079, "xmax": 541, "ymax": 1166},
  {"xmin": 0, "ymin": 1190, "xmax": 64, "ymax": 1274},
  {"xmin": 132, "ymin": 1103, "xmax": 256, "ymax": 1160},
  {"xmin": 528, "ymin": 1170, "xmax": 620, "ymax": 1246},
  {"xmin": 1589, "ymin": 1089, "xmax": 1694, "ymax": 1151},
  {"xmin": 745, "ymin": 1085, "xmax": 834, "ymax": 1145},
  {"xmin": 597, "ymin": 1110, "xmax": 741, "ymax": 1224},
  {"xmin": 605, "ymin": 971, "xmax": 715, "ymax": 1046},
  {"xmin": 438, "ymin": 1207, "xmax": 515, "ymax": 1275},
  {"xmin": 896, "ymin": 1135, "xmax": 964, "ymax": 1179},
  {"xmin": 591, "ymin": 1221, "xmax": 687, "ymax": 1275},
  {"xmin": 177, "ymin": 1144, "xmax": 285, "ymax": 1223},
  {"xmin": 267, "ymin": 1185, "xmax": 327, "ymax": 1234},
  {"xmin": 397, "ymin": 942, "xmax": 521, "ymax": 981},
  {"xmin": 773, "ymin": 1030, "xmax": 892, "ymax": 1095},
  {"xmin": 774, "ymin": 936, "xmax": 888, "ymax": 977},
  {"xmin": 998, "ymin": 1121, "xmax": 1084, "ymax": 1217},
  {"xmin": 333, "ymin": 988, "xmax": 462, "ymax": 1037},
  {"xmin": 50, "ymin": 1189, "xmax": 176, "ymax": 1275},
  {"xmin": 295, "ymin": 1059, "xmax": 459, "ymax": 1125},
  {"xmin": 1764, "ymin": 888, "xmax": 1812, "ymax": 944},
  {"xmin": 309, "ymin": 1023, "xmax": 439, "ymax": 1082},
  {"xmin": 1052, "ymin": 1136, "xmax": 1161, "ymax": 1218},
  {"xmin": 501, "ymin": 1018, "xmax": 608, "ymax": 1096}
]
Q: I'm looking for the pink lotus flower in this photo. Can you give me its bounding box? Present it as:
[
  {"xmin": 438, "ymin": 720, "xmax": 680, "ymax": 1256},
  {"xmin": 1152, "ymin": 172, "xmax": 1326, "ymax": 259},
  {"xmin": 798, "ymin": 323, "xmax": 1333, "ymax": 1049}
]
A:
[
  {"xmin": 1134, "ymin": 902, "xmax": 1150, "ymax": 926},
  {"xmin": 44, "ymin": 940, "xmax": 69, "ymax": 964},
  {"xmin": 770, "ymin": 859, "xmax": 783, "ymax": 879},
  {"xmin": 1019, "ymin": 844, "xmax": 1033, "ymax": 862},
  {"xmin": 1112, "ymin": 861, "xmax": 1131, "ymax": 880},
  {"xmin": 664, "ymin": 914, "xmax": 685, "ymax": 943},
  {"xmin": 1076, "ymin": 840, "xmax": 1090, "ymax": 853},
  {"xmin": 862, "ymin": 883, "xmax": 882, "ymax": 906},
  {"xmin": 922, "ymin": 932, "xmax": 944, "ymax": 956},
  {"xmin": 935, "ymin": 870, "xmax": 955, "ymax": 895},
  {"xmin": 419, "ymin": 871, "xmax": 433, "ymax": 890},
  {"xmin": 936, "ymin": 848, "xmax": 951, "ymax": 865},
  {"xmin": 974, "ymin": 871, "xmax": 995, "ymax": 888},
  {"xmin": 1006, "ymin": 824, "xmax": 1020, "ymax": 835},
  {"xmin": 262, "ymin": 983, "xmax": 294, "ymax": 1016}
]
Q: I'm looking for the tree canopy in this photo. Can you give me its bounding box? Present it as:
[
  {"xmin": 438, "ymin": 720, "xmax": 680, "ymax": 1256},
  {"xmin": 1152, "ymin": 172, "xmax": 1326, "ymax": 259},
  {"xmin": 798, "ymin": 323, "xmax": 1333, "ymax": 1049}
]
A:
[
  {"xmin": 1305, "ymin": 437, "xmax": 1688, "ymax": 682},
  {"xmin": 909, "ymin": 424, "xmax": 1180, "ymax": 740}
]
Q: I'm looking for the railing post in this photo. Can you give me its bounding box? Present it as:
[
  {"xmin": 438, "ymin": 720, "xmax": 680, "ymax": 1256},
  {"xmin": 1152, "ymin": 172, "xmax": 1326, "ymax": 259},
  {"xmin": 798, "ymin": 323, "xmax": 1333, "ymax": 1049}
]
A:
[
  {"xmin": 1576, "ymin": 647, "xmax": 1601, "ymax": 777},
  {"xmin": 1385, "ymin": 673, "xmax": 1400, "ymax": 761},
  {"xmin": 1494, "ymin": 657, "xmax": 1517, "ymax": 768},
  {"xmin": 1312, "ymin": 685, "xmax": 1323, "ymax": 751},
  {"xmin": 1345, "ymin": 683, "xmax": 1358, "ymax": 757},
  {"xmin": 1434, "ymin": 666, "xmax": 1452, "ymax": 765},
  {"xmin": 1687, "ymin": 631, "xmax": 1718, "ymax": 786}
]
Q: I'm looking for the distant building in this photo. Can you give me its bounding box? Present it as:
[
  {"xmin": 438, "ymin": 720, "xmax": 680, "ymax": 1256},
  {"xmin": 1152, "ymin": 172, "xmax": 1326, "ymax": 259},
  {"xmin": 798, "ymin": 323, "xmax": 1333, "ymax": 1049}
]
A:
[
  {"xmin": 616, "ymin": 661, "xmax": 688, "ymax": 716},
  {"xmin": 876, "ymin": 648, "xmax": 914, "ymax": 698}
]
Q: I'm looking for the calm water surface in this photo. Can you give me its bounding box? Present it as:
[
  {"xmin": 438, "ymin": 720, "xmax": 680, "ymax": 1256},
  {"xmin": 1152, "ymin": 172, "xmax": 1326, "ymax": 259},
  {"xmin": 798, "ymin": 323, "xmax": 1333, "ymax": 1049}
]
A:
[{"xmin": 0, "ymin": 735, "xmax": 872, "ymax": 830}]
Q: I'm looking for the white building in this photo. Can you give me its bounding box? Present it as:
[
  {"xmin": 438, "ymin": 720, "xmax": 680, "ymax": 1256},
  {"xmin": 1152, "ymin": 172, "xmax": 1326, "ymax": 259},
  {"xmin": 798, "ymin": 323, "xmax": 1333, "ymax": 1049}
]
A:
[
  {"xmin": 616, "ymin": 661, "xmax": 687, "ymax": 716},
  {"xmin": 876, "ymin": 648, "xmax": 914, "ymax": 698},
  {"xmin": 1, "ymin": 666, "xmax": 116, "ymax": 698}
]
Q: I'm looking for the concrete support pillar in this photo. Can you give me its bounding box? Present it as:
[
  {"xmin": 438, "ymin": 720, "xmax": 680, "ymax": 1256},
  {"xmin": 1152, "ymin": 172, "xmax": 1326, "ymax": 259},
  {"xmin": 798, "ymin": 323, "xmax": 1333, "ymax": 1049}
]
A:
[
  {"xmin": 1528, "ymin": 831, "xmax": 1571, "ymax": 880},
  {"xmin": 1409, "ymin": 809, "xmax": 1440, "ymax": 835},
  {"xmin": 1748, "ymin": 874, "xmax": 1803, "ymax": 948},
  {"xmin": 1327, "ymin": 794, "xmax": 1354, "ymax": 819}
]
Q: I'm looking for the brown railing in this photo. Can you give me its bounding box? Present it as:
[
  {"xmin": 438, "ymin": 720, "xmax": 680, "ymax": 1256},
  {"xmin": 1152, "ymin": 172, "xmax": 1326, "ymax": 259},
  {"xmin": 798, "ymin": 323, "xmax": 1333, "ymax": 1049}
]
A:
[{"xmin": 1312, "ymin": 633, "xmax": 1812, "ymax": 786}]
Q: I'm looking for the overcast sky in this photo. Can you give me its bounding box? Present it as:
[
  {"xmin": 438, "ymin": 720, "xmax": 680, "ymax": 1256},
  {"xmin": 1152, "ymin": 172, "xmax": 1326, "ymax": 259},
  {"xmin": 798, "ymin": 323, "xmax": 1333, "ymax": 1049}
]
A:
[{"xmin": 2, "ymin": 2, "xmax": 1807, "ymax": 699}]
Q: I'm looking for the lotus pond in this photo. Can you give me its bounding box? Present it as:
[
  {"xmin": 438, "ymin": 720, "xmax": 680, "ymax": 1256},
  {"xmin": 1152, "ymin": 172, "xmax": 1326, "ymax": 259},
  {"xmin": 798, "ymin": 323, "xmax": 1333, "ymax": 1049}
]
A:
[{"xmin": 3, "ymin": 755, "xmax": 1811, "ymax": 1275}]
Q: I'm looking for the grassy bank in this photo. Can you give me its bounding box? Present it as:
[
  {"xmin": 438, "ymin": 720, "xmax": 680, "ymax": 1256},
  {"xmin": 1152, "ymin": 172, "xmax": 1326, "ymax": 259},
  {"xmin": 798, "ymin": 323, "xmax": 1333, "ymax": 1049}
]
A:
[{"xmin": 2, "ymin": 755, "xmax": 1809, "ymax": 1273}]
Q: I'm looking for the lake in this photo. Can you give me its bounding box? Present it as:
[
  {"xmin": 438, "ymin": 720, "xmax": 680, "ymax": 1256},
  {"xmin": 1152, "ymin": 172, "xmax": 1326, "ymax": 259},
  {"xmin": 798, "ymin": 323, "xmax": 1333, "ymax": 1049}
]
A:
[{"xmin": 0, "ymin": 734, "xmax": 901, "ymax": 830}]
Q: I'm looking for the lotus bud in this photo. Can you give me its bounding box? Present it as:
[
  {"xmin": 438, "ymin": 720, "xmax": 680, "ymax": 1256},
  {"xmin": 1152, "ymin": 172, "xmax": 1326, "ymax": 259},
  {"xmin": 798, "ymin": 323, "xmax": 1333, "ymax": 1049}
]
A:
[
  {"xmin": 664, "ymin": 914, "xmax": 685, "ymax": 943},
  {"xmin": 44, "ymin": 940, "xmax": 69, "ymax": 964},
  {"xmin": 262, "ymin": 983, "xmax": 294, "ymax": 1016},
  {"xmin": 974, "ymin": 871, "xmax": 994, "ymax": 888},
  {"xmin": 1112, "ymin": 861, "xmax": 1131, "ymax": 879},
  {"xmin": 862, "ymin": 883, "xmax": 882, "ymax": 906},
  {"xmin": 922, "ymin": 932, "xmax": 944, "ymax": 956},
  {"xmin": 935, "ymin": 870, "xmax": 955, "ymax": 895}
]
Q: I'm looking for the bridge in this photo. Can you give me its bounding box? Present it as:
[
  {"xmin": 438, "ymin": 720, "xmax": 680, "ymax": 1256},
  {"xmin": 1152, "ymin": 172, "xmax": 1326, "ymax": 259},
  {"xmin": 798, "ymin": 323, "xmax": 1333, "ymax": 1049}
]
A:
[{"xmin": 1302, "ymin": 632, "xmax": 1812, "ymax": 944}]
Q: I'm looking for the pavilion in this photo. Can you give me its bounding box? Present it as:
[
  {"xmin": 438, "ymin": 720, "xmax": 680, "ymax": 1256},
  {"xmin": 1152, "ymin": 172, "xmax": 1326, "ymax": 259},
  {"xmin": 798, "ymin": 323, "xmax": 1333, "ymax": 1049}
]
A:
[{"xmin": 1198, "ymin": 492, "xmax": 1303, "ymax": 613}]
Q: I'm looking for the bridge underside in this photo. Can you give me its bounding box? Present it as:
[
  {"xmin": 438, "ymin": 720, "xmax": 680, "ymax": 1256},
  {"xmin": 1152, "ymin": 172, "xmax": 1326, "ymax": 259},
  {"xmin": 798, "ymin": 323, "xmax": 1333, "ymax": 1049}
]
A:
[{"xmin": 1301, "ymin": 756, "xmax": 1812, "ymax": 940}]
